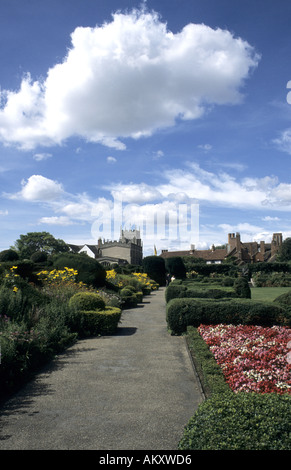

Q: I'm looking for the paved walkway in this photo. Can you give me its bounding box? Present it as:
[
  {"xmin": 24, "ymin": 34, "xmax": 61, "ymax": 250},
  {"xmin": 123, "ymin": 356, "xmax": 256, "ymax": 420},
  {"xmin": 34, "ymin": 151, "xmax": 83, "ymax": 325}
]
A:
[{"xmin": 0, "ymin": 288, "xmax": 203, "ymax": 450}]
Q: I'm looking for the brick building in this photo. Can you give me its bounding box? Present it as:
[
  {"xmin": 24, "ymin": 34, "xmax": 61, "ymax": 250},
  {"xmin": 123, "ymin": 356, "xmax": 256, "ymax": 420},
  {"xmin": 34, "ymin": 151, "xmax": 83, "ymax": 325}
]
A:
[{"xmin": 159, "ymin": 232, "xmax": 283, "ymax": 265}]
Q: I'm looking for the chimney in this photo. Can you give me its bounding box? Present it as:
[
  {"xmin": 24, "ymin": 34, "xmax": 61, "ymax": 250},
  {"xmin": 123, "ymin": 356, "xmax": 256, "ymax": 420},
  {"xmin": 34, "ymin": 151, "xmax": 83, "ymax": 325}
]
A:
[
  {"xmin": 260, "ymin": 241, "xmax": 265, "ymax": 256},
  {"xmin": 227, "ymin": 233, "xmax": 236, "ymax": 253},
  {"xmin": 236, "ymin": 233, "xmax": 242, "ymax": 260}
]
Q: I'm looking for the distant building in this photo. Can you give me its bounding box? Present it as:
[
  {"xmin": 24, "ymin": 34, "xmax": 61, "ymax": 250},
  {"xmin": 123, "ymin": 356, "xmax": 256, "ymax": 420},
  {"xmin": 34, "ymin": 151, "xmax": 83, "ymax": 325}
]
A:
[
  {"xmin": 159, "ymin": 233, "xmax": 283, "ymax": 265},
  {"xmin": 69, "ymin": 228, "xmax": 143, "ymax": 267}
]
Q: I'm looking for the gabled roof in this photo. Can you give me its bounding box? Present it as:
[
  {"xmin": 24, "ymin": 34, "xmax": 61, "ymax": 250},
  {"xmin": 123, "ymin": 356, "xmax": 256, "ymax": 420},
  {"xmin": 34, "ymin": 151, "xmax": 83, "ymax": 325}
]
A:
[{"xmin": 160, "ymin": 248, "xmax": 227, "ymax": 261}]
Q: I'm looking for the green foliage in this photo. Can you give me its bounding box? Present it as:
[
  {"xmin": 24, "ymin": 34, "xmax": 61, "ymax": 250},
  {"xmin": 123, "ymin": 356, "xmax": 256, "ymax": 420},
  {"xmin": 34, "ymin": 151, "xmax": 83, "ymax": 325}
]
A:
[
  {"xmin": 120, "ymin": 287, "xmax": 140, "ymax": 308},
  {"xmin": 0, "ymin": 249, "xmax": 19, "ymax": 262},
  {"xmin": 178, "ymin": 392, "xmax": 291, "ymax": 450},
  {"xmin": 277, "ymin": 237, "xmax": 291, "ymax": 262},
  {"xmin": 252, "ymin": 271, "xmax": 291, "ymax": 287},
  {"xmin": 53, "ymin": 252, "xmax": 106, "ymax": 287},
  {"xmin": 186, "ymin": 326, "xmax": 229, "ymax": 397},
  {"xmin": 165, "ymin": 283, "xmax": 235, "ymax": 303},
  {"xmin": 13, "ymin": 231, "xmax": 69, "ymax": 259},
  {"xmin": 142, "ymin": 256, "xmax": 166, "ymax": 286},
  {"xmin": 30, "ymin": 251, "xmax": 48, "ymax": 263},
  {"xmin": 165, "ymin": 257, "xmax": 186, "ymax": 279},
  {"xmin": 274, "ymin": 289, "xmax": 291, "ymax": 306},
  {"xmin": 77, "ymin": 307, "xmax": 122, "ymax": 337},
  {"xmin": 68, "ymin": 291, "xmax": 106, "ymax": 312},
  {"xmin": 166, "ymin": 297, "xmax": 289, "ymax": 335},
  {"xmin": 233, "ymin": 276, "xmax": 251, "ymax": 298}
]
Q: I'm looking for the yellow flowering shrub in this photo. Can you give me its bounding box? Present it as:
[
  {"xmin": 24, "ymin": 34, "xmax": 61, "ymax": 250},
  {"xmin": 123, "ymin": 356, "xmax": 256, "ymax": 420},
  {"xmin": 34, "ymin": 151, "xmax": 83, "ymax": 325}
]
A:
[
  {"xmin": 3, "ymin": 265, "xmax": 20, "ymax": 292},
  {"xmin": 37, "ymin": 267, "xmax": 78, "ymax": 284}
]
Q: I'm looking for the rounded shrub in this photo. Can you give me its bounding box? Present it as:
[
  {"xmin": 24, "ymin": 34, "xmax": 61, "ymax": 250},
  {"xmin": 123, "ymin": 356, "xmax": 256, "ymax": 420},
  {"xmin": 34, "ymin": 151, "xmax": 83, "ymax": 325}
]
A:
[
  {"xmin": 31, "ymin": 251, "xmax": 48, "ymax": 263},
  {"xmin": 0, "ymin": 249, "xmax": 19, "ymax": 262},
  {"xmin": 120, "ymin": 287, "xmax": 139, "ymax": 308},
  {"xmin": 178, "ymin": 392, "xmax": 291, "ymax": 450},
  {"xmin": 68, "ymin": 292, "xmax": 106, "ymax": 312},
  {"xmin": 53, "ymin": 253, "xmax": 106, "ymax": 287}
]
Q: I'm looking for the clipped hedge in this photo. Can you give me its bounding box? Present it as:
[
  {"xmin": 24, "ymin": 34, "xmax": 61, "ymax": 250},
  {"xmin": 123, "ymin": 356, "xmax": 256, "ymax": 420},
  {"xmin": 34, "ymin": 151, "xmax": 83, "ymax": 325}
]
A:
[
  {"xmin": 186, "ymin": 326, "xmax": 229, "ymax": 397},
  {"xmin": 165, "ymin": 284, "xmax": 235, "ymax": 303},
  {"xmin": 78, "ymin": 307, "xmax": 122, "ymax": 337},
  {"xmin": 68, "ymin": 292, "xmax": 106, "ymax": 312},
  {"xmin": 178, "ymin": 391, "xmax": 291, "ymax": 450},
  {"xmin": 166, "ymin": 297, "xmax": 289, "ymax": 335}
]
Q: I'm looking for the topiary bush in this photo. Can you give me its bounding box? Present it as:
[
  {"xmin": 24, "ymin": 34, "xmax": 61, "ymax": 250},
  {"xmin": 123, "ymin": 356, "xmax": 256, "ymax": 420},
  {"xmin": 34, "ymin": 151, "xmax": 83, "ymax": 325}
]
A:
[
  {"xmin": 53, "ymin": 253, "xmax": 106, "ymax": 287},
  {"xmin": 120, "ymin": 287, "xmax": 139, "ymax": 308},
  {"xmin": 0, "ymin": 249, "xmax": 19, "ymax": 262},
  {"xmin": 178, "ymin": 392, "xmax": 291, "ymax": 450},
  {"xmin": 77, "ymin": 307, "xmax": 122, "ymax": 336},
  {"xmin": 142, "ymin": 256, "xmax": 166, "ymax": 286},
  {"xmin": 68, "ymin": 292, "xmax": 106, "ymax": 312},
  {"xmin": 165, "ymin": 256, "xmax": 186, "ymax": 279},
  {"xmin": 233, "ymin": 276, "xmax": 251, "ymax": 298}
]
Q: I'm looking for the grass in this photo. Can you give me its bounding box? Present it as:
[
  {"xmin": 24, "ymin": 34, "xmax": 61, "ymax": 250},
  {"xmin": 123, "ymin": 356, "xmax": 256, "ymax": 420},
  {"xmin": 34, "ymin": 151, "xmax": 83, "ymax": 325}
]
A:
[{"xmin": 251, "ymin": 287, "xmax": 291, "ymax": 302}]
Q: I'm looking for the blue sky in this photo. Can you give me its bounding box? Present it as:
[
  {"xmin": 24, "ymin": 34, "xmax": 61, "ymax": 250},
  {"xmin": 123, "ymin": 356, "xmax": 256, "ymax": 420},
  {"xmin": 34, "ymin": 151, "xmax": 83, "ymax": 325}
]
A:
[{"xmin": 0, "ymin": 0, "xmax": 291, "ymax": 256}]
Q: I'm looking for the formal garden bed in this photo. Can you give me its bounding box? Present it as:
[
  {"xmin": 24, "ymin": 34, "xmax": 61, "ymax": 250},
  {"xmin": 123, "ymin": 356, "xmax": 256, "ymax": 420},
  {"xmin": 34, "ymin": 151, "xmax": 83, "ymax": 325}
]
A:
[{"xmin": 164, "ymin": 264, "xmax": 291, "ymax": 450}]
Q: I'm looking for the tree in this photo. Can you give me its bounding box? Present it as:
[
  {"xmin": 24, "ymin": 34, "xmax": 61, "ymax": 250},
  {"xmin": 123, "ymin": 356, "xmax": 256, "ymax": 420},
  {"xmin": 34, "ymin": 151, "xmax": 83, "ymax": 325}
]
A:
[
  {"xmin": 13, "ymin": 232, "xmax": 70, "ymax": 259},
  {"xmin": 277, "ymin": 238, "xmax": 291, "ymax": 262}
]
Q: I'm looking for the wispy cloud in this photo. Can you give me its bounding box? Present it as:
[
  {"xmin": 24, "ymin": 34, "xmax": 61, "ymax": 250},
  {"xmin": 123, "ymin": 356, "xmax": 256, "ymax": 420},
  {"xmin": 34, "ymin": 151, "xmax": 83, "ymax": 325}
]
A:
[{"xmin": 33, "ymin": 153, "xmax": 52, "ymax": 161}]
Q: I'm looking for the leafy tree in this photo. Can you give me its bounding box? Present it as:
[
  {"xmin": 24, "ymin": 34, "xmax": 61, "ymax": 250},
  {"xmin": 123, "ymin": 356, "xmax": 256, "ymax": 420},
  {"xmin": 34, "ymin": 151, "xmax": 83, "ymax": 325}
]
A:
[
  {"xmin": 277, "ymin": 238, "xmax": 291, "ymax": 262},
  {"xmin": 13, "ymin": 232, "xmax": 70, "ymax": 259}
]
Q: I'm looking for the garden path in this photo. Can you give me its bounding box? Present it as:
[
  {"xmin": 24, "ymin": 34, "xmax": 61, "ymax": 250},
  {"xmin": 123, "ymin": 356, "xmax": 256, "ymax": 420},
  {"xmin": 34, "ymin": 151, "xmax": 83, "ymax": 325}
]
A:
[{"xmin": 0, "ymin": 287, "xmax": 203, "ymax": 450}]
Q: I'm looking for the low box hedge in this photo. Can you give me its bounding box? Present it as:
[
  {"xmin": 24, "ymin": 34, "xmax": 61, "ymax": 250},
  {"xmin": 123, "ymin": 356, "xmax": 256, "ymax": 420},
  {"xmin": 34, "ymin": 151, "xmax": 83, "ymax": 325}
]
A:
[
  {"xmin": 165, "ymin": 284, "xmax": 236, "ymax": 303},
  {"xmin": 78, "ymin": 307, "xmax": 122, "ymax": 337},
  {"xmin": 178, "ymin": 391, "xmax": 291, "ymax": 450},
  {"xmin": 166, "ymin": 297, "xmax": 289, "ymax": 335}
]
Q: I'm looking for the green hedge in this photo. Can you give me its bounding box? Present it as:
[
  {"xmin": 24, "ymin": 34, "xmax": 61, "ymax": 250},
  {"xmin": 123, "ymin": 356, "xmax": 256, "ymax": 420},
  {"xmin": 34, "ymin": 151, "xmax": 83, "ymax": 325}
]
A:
[
  {"xmin": 178, "ymin": 391, "xmax": 291, "ymax": 450},
  {"xmin": 77, "ymin": 307, "xmax": 122, "ymax": 337},
  {"xmin": 186, "ymin": 326, "xmax": 229, "ymax": 397},
  {"xmin": 166, "ymin": 297, "xmax": 289, "ymax": 335},
  {"xmin": 165, "ymin": 284, "xmax": 236, "ymax": 303}
]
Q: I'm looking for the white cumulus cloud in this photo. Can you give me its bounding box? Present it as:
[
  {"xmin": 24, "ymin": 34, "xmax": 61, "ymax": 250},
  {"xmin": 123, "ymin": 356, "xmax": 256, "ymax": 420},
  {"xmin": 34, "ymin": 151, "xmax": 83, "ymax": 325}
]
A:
[
  {"xmin": 8, "ymin": 175, "xmax": 64, "ymax": 201},
  {"xmin": 0, "ymin": 8, "xmax": 259, "ymax": 150}
]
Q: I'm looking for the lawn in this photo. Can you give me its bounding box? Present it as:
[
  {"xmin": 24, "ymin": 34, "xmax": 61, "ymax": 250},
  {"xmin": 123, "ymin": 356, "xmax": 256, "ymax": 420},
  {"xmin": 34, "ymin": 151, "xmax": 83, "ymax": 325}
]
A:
[{"xmin": 251, "ymin": 287, "xmax": 291, "ymax": 302}]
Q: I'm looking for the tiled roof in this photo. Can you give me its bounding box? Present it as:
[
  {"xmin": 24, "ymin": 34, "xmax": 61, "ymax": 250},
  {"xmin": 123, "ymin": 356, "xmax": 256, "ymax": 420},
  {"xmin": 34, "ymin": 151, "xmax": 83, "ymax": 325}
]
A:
[{"xmin": 160, "ymin": 248, "xmax": 227, "ymax": 260}]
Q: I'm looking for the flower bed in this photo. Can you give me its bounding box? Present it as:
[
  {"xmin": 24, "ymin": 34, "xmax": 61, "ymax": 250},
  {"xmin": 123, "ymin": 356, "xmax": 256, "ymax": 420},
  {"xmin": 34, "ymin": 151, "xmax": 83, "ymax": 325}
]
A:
[{"xmin": 198, "ymin": 324, "xmax": 291, "ymax": 394}]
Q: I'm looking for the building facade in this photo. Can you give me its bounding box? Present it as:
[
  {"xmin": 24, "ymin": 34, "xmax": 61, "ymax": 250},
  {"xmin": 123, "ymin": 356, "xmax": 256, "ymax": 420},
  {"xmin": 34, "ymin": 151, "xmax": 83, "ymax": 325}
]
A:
[
  {"xmin": 160, "ymin": 232, "xmax": 283, "ymax": 265},
  {"xmin": 69, "ymin": 228, "xmax": 143, "ymax": 266}
]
